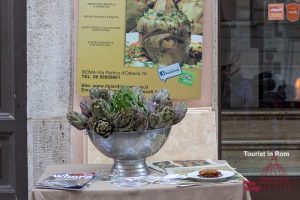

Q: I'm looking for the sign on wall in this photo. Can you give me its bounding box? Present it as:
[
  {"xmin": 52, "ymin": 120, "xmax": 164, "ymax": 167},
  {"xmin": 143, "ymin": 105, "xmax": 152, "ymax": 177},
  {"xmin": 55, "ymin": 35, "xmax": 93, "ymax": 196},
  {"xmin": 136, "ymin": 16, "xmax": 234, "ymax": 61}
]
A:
[
  {"xmin": 268, "ymin": 3, "xmax": 285, "ymax": 21},
  {"xmin": 286, "ymin": 3, "xmax": 300, "ymax": 22},
  {"xmin": 77, "ymin": 0, "xmax": 203, "ymax": 99}
]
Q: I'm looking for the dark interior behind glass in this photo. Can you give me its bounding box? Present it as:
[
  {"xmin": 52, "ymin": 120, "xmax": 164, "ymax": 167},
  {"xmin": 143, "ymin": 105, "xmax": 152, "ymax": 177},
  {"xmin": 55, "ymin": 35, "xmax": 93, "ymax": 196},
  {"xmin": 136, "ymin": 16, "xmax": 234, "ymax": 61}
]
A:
[{"xmin": 220, "ymin": 0, "xmax": 300, "ymax": 176}]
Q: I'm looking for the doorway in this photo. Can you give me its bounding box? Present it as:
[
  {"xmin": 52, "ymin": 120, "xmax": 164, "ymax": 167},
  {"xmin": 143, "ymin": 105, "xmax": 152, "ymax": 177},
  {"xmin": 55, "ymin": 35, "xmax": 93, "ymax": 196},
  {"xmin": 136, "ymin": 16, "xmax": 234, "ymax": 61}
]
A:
[{"xmin": 0, "ymin": 0, "xmax": 27, "ymax": 199}]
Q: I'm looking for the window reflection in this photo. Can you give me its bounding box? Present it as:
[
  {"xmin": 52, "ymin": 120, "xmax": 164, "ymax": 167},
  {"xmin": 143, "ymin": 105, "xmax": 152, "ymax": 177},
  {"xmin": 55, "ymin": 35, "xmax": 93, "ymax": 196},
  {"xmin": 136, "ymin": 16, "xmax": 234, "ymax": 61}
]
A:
[{"xmin": 220, "ymin": 0, "xmax": 300, "ymax": 109}]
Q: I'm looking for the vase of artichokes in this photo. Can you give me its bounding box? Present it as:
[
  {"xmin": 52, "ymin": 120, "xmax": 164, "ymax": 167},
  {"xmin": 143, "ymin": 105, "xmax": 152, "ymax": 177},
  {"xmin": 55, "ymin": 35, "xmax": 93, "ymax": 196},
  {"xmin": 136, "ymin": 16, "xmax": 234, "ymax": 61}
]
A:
[{"xmin": 67, "ymin": 86, "xmax": 187, "ymax": 177}]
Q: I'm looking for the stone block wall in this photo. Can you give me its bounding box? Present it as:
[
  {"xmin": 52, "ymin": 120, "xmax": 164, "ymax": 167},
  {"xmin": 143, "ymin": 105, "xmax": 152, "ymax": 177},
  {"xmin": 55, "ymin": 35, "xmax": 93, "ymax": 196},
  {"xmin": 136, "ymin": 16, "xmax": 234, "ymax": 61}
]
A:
[{"xmin": 27, "ymin": 0, "xmax": 74, "ymax": 191}]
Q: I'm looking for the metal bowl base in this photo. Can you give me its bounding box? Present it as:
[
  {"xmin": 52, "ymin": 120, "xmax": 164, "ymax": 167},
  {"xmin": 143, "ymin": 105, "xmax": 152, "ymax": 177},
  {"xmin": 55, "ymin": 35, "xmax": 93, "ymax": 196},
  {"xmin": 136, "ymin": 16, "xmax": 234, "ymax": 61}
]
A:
[{"xmin": 113, "ymin": 159, "xmax": 150, "ymax": 177}]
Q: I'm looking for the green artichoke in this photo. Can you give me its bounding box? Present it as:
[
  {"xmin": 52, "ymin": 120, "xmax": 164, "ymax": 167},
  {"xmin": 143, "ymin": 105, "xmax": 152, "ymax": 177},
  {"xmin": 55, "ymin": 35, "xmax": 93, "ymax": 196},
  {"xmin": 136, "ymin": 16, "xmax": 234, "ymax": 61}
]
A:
[
  {"xmin": 160, "ymin": 106, "xmax": 175, "ymax": 127},
  {"xmin": 149, "ymin": 106, "xmax": 174, "ymax": 129},
  {"xmin": 137, "ymin": 0, "xmax": 191, "ymax": 65},
  {"xmin": 91, "ymin": 98, "xmax": 112, "ymax": 118},
  {"xmin": 87, "ymin": 116, "xmax": 97, "ymax": 130},
  {"xmin": 94, "ymin": 118, "xmax": 114, "ymax": 138},
  {"xmin": 67, "ymin": 86, "xmax": 188, "ymax": 138},
  {"xmin": 67, "ymin": 111, "xmax": 88, "ymax": 130},
  {"xmin": 149, "ymin": 111, "xmax": 161, "ymax": 129},
  {"xmin": 173, "ymin": 102, "xmax": 188, "ymax": 124},
  {"xmin": 113, "ymin": 110, "xmax": 134, "ymax": 132},
  {"xmin": 89, "ymin": 87, "xmax": 111, "ymax": 102}
]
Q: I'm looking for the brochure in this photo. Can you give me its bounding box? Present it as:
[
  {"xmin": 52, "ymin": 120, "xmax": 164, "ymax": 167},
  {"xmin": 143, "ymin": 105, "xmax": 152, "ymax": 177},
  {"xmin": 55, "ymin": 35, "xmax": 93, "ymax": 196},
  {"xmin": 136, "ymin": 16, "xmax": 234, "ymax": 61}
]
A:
[
  {"xmin": 34, "ymin": 172, "xmax": 96, "ymax": 191},
  {"xmin": 148, "ymin": 159, "xmax": 217, "ymax": 173}
]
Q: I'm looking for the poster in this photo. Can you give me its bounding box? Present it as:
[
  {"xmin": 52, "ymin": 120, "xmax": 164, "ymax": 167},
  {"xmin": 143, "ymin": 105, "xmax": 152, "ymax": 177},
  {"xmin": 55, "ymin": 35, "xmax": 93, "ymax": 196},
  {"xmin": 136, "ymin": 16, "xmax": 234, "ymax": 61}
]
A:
[
  {"xmin": 77, "ymin": 0, "xmax": 203, "ymax": 99},
  {"xmin": 268, "ymin": 3, "xmax": 285, "ymax": 21}
]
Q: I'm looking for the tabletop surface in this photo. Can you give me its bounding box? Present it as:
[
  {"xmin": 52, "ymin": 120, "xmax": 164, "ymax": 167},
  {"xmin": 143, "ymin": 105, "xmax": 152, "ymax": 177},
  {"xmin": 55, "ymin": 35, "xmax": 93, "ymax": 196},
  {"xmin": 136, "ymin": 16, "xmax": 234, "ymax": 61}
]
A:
[{"xmin": 31, "ymin": 163, "xmax": 252, "ymax": 200}]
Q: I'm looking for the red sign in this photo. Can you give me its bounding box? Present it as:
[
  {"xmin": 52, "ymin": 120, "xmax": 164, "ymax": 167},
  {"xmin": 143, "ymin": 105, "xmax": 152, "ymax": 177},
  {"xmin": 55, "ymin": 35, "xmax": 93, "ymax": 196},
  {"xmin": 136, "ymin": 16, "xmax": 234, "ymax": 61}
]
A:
[
  {"xmin": 286, "ymin": 3, "xmax": 300, "ymax": 22},
  {"xmin": 268, "ymin": 4, "xmax": 285, "ymax": 20},
  {"xmin": 243, "ymin": 156, "xmax": 293, "ymax": 193}
]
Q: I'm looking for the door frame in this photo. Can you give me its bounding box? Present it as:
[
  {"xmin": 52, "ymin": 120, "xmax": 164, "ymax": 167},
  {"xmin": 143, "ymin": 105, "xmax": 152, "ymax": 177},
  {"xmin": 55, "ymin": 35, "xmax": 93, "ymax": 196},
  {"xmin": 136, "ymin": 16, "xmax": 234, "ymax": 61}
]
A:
[{"xmin": 14, "ymin": 0, "xmax": 28, "ymax": 198}]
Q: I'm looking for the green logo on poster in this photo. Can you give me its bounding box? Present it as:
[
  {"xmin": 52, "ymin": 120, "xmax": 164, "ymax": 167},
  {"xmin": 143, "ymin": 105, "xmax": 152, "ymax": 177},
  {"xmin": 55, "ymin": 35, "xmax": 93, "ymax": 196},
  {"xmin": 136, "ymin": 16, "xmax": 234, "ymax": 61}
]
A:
[{"xmin": 178, "ymin": 70, "xmax": 195, "ymax": 86}]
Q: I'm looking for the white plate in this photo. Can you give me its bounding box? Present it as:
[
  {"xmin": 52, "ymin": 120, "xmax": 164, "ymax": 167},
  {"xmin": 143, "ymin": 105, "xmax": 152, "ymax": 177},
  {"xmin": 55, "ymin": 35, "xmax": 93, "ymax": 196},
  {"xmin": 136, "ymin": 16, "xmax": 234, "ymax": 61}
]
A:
[{"xmin": 186, "ymin": 170, "xmax": 236, "ymax": 181}]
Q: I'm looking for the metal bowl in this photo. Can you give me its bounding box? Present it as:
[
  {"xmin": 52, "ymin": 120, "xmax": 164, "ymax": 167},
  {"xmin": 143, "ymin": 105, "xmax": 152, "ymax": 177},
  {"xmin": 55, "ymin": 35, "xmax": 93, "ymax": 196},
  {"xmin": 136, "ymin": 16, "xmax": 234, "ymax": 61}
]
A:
[{"xmin": 87, "ymin": 127, "xmax": 171, "ymax": 177}]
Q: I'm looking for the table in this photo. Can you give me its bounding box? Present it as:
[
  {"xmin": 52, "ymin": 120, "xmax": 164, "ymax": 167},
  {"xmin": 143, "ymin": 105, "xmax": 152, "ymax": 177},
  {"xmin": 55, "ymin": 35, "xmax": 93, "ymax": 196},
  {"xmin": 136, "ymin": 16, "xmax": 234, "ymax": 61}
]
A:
[{"xmin": 31, "ymin": 164, "xmax": 252, "ymax": 200}]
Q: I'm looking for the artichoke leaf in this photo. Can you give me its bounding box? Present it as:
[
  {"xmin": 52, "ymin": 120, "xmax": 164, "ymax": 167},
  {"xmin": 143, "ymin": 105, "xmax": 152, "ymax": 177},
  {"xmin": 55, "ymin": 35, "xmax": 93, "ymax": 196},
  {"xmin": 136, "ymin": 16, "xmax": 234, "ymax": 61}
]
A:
[
  {"xmin": 67, "ymin": 111, "xmax": 88, "ymax": 130},
  {"xmin": 80, "ymin": 100, "xmax": 92, "ymax": 118},
  {"xmin": 113, "ymin": 110, "xmax": 135, "ymax": 132},
  {"xmin": 132, "ymin": 106, "xmax": 149, "ymax": 131},
  {"xmin": 173, "ymin": 102, "xmax": 188, "ymax": 125},
  {"xmin": 91, "ymin": 98, "xmax": 112, "ymax": 118}
]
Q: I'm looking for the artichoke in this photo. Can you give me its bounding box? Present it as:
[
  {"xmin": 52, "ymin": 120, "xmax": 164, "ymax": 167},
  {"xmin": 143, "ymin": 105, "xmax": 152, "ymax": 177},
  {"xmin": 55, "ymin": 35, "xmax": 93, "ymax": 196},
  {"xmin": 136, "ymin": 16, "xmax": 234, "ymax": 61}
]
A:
[
  {"xmin": 160, "ymin": 106, "xmax": 175, "ymax": 127},
  {"xmin": 89, "ymin": 87, "xmax": 111, "ymax": 102},
  {"xmin": 87, "ymin": 116, "xmax": 97, "ymax": 130},
  {"xmin": 137, "ymin": 0, "xmax": 191, "ymax": 65},
  {"xmin": 173, "ymin": 102, "xmax": 188, "ymax": 124},
  {"xmin": 91, "ymin": 98, "xmax": 112, "ymax": 118},
  {"xmin": 67, "ymin": 111, "xmax": 88, "ymax": 130},
  {"xmin": 94, "ymin": 118, "xmax": 114, "ymax": 138},
  {"xmin": 150, "ymin": 89, "xmax": 170, "ymax": 103},
  {"xmin": 149, "ymin": 106, "xmax": 174, "ymax": 129},
  {"xmin": 149, "ymin": 111, "xmax": 161, "ymax": 129},
  {"xmin": 148, "ymin": 89, "xmax": 173, "ymax": 111},
  {"xmin": 80, "ymin": 100, "xmax": 92, "ymax": 118},
  {"xmin": 113, "ymin": 110, "xmax": 134, "ymax": 132},
  {"xmin": 67, "ymin": 86, "xmax": 188, "ymax": 138},
  {"xmin": 132, "ymin": 106, "xmax": 149, "ymax": 131}
]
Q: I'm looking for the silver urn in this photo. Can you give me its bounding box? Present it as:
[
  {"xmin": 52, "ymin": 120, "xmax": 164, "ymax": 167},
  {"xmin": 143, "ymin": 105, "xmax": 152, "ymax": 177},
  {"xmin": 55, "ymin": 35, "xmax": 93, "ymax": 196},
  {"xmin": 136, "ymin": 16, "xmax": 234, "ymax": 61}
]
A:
[{"xmin": 87, "ymin": 127, "xmax": 171, "ymax": 177}]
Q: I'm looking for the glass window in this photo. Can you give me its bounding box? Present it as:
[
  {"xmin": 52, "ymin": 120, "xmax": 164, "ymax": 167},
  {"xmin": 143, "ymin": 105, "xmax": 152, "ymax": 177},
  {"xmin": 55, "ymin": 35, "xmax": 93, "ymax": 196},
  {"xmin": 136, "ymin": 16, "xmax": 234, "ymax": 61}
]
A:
[
  {"xmin": 221, "ymin": 0, "xmax": 300, "ymax": 110},
  {"xmin": 220, "ymin": 0, "xmax": 300, "ymax": 176}
]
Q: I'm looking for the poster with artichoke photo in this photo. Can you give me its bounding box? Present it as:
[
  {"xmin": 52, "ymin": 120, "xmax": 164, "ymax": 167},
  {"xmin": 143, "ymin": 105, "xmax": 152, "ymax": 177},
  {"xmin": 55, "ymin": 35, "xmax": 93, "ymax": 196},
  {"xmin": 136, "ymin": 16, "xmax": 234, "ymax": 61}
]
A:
[
  {"xmin": 125, "ymin": 0, "xmax": 203, "ymax": 69},
  {"xmin": 77, "ymin": 0, "xmax": 203, "ymax": 99}
]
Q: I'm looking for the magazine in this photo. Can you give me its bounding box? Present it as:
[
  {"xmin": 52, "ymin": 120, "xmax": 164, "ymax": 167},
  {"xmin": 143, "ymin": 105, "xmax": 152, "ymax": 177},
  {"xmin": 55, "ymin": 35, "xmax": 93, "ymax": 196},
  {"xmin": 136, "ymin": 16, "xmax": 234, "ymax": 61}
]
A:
[
  {"xmin": 34, "ymin": 172, "xmax": 96, "ymax": 191},
  {"xmin": 148, "ymin": 159, "xmax": 217, "ymax": 173}
]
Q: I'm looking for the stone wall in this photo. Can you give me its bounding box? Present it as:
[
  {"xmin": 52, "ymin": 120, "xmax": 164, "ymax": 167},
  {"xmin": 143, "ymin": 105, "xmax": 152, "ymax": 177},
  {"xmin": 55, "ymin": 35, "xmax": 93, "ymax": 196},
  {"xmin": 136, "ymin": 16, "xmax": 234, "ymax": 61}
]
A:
[{"xmin": 27, "ymin": 0, "xmax": 73, "ymax": 190}]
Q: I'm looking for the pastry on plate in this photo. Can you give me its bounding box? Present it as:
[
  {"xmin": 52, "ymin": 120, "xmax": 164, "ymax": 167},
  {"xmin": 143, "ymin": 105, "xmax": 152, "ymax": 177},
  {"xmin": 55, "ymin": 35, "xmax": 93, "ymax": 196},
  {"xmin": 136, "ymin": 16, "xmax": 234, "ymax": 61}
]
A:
[{"xmin": 198, "ymin": 169, "xmax": 222, "ymax": 178}]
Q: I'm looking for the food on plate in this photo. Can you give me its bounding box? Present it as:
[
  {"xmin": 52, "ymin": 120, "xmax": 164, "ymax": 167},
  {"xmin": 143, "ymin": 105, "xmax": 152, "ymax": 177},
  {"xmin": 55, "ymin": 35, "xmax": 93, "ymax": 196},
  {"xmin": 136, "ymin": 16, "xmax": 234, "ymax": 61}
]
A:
[
  {"xmin": 136, "ymin": 0, "xmax": 191, "ymax": 65},
  {"xmin": 198, "ymin": 169, "xmax": 222, "ymax": 178}
]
